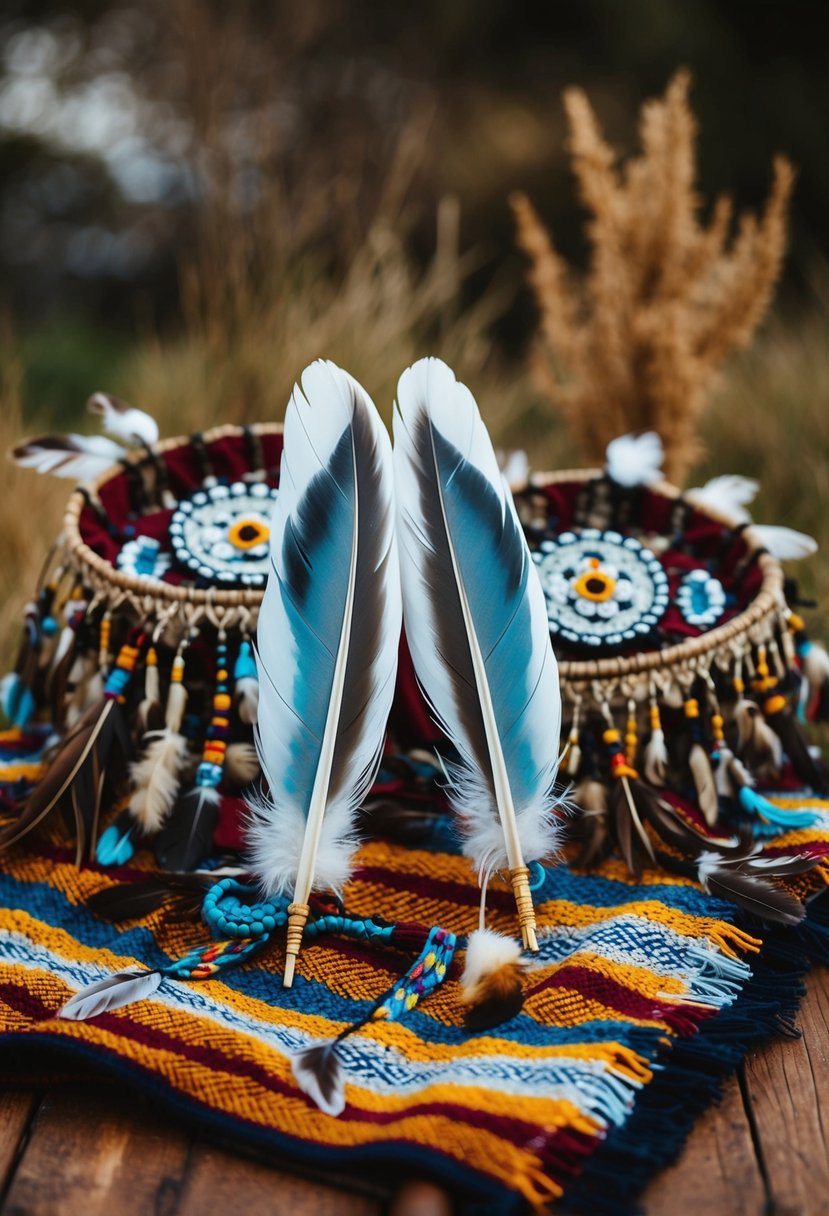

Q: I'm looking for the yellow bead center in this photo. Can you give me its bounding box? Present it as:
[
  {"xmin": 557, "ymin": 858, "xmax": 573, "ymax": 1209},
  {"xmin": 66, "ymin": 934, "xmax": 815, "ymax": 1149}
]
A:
[
  {"xmin": 228, "ymin": 517, "xmax": 270, "ymax": 550},
  {"xmin": 573, "ymin": 562, "xmax": 616, "ymax": 602}
]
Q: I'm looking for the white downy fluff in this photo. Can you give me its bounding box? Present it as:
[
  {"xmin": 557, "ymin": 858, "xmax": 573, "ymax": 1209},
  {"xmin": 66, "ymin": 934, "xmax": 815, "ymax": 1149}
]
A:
[
  {"xmin": 751, "ymin": 525, "xmax": 818, "ymax": 561},
  {"xmin": 605, "ymin": 432, "xmax": 664, "ymax": 487},
  {"xmin": 685, "ymin": 474, "xmax": 758, "ymax": 523},
  {"xmin": 235, "ymin": 677, "xmax": 259, "ymax": 725},
  {"xmin": 460, "ymin": 928, "xmax": 523, "ymax": 998},
  {"xmin": 686, "ymin": 475, "xmax": 817, "ymax": 561},
  {"xmin": 87, "ymin": 391, "xmax": 160, "ymax": 445}
]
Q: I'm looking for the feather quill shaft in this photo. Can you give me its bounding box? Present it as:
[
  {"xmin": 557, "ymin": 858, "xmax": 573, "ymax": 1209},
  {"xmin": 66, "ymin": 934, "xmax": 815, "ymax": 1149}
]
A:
[
  {"xmin": 393, "ymin": 357, "xmax": 562, "ymax": 950},
  {"xmin": 248, "ymin": 360, "xmax": 401, "ymax": 986}
]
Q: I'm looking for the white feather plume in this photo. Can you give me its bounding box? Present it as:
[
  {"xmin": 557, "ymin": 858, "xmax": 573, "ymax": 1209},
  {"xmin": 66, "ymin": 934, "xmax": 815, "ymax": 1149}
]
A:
[
  {"xmin": 686, "ymin": 476, "xmax": 818, "ymax": 560},
  {"xmin": 686, "ymin": 474, "xmax": 758, "ymax": 522},
  {"xmin": 460, "ymin": 928, "xmax": 523, "ymax": 999},
  {"xmin": 58, "ymin": 969, "xmax": 162, "ymax": 1020},
  {"xmin": 393, "ymin": 357, "xmax": 562, "ymax": 876},
  {"xmin": 11, "ymin": 433, "xmax": 126, "ymax": 480},
  {"xmin": 605, "ymin": 432, "xmax": 664, "ymax": 487},
  {"xmin": 751, "ymin": 525, "xmax": 818, "ymax": 560},
  {"xmin": 87, "ymin": 392, "xmax": 160, "ymax": 445},
  {"xmin": 247, "ymin": 360, "xmax": 401, "ymax": 899},
  {"xmin": 128, "ymin": 733, "xmax": 190, "ymax": 835}
]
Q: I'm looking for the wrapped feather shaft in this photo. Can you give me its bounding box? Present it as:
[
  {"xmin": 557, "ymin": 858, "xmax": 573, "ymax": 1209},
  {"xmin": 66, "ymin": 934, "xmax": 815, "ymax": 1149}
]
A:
[
  {"xmin": 248, "ymin": 361, "xmax": 401, "ymax": 987},
  {"xmin": 393, "ymin": 357, "xmax": 563, "ymax": 951}
]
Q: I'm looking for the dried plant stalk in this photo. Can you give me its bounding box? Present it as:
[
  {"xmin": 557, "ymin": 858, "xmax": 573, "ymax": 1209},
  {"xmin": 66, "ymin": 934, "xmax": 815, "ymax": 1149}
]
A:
[{"xmin": 513, "ymin": 71, "xmax": 794, "ymax": 484}]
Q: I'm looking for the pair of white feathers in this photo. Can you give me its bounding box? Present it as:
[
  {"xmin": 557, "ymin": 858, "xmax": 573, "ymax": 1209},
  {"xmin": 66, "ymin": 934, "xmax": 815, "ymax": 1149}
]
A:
[{"xmin": 247, "ymin": 357, "xmax": 563, "ymax": 920}]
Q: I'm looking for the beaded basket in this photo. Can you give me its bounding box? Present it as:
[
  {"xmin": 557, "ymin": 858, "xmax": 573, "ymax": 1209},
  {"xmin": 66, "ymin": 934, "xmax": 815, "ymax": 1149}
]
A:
[
  {"xmin": 510, "ymin": 465, "xmax": 826, "ymax": 874},
  {"xmin": 1, "ymin": 424, "xmax": 284, "ymax": 871},
  {"xmin": 1, "ymin": 427, "xmax": 826, "ymax": 890},
  {"xmin": 518, "ymin": 468, "xmax": 784, "ymax": 703}
]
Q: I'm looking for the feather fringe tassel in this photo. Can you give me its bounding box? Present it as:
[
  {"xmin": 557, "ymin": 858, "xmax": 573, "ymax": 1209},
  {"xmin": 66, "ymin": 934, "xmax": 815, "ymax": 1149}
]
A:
[
  {"xmin": 292, "ymin": 924, "xmax": 456, "ymax": 1115},
  {"xmin": 459, "ymin": 928, "xmax": 525, "ymax": 1030}
]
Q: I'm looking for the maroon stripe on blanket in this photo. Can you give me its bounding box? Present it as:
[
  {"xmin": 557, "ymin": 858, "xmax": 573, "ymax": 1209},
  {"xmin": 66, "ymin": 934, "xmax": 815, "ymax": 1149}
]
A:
[
  {"xmin": 525, "ymin": 964, "xmax": 718, "ymax": 1035},
  {"xmin": 0, "ymin": 981, "xmax": 601, "ymax": 1165}
]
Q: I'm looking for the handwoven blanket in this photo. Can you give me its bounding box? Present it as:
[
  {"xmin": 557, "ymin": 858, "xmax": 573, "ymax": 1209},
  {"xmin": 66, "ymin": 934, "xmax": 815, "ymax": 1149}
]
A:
[{"xmin": 1, "ymin": 781, "xmax": 828, "ymax": 1213}]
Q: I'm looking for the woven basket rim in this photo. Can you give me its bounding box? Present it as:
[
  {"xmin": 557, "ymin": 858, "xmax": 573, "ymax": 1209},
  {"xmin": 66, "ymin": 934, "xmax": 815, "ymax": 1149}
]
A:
[
  {"xmin": 62, "ymin": 422, "xmax": 284, "ymax": 610},
  {"xmin": 61, "ymin": 438, "xmax": 784, "ymax": 666}
]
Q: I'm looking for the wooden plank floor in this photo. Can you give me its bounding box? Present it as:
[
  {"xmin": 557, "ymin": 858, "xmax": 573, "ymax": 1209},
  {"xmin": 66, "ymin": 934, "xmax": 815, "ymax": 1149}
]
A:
[{"xmin": 1, "ymin": 968, "xmax": 827, "ymax": 1215}]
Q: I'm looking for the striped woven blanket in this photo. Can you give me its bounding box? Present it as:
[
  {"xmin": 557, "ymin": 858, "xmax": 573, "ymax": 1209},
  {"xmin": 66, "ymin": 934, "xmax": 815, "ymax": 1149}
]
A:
[{"xmin": 1, "ymin": 759, "xmax": 828, "ymax": 1213}]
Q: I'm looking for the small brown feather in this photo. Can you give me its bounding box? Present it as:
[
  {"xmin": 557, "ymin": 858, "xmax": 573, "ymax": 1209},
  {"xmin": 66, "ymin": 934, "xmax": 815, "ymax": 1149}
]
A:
[
  {"xmin": 0, "ymin": 697, "xmax": 130, "ymax": 859},
  {"xmin": 462, "ymin": 961, "xmax": 525, "ymax": 1031},
  {"xmin": 702, "ymin": 866, "xmax": 805, "ymax": 927}
]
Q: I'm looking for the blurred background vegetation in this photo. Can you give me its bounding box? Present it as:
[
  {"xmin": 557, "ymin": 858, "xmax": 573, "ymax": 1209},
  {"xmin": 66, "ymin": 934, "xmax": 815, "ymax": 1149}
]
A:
[{"xmin": 1, "ymin": 0, "xmax": 828, "ymax": 654}]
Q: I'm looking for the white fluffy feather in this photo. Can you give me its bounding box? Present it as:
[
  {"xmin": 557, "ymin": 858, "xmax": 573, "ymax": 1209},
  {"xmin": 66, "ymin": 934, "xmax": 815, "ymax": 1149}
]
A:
[
  {"xmin": 751, "ymin": 525, "xmax": 818, "ymax": 560},
  {"xmin": 460, "ymin": 928, "xmax": 523, "ymax": 998},
  {"xmin": 393, "ymin": 357, "xmax": 562, "ymax": 876},
  {"xmin": 248, "ymin": 360, "xmax": 401, "ymax": 900},
  {"xmin": 291, "ymin": 1044, "xmax": 345, "ymax": 1117},
  {"xmin": 128, "ymin": 732, "xmax": 190, "ymax": 834},
  {"xmin": 686, "ymin": 474, "xmax": 758, "ymax": 523},
  {"xmin": 643, "ymin": 728, "xmax": 669, "ymax": 786},
  {"xmin": 12, "ymin": 433, "xmax": 126, "ymax": 480},
  {"xmin": 605, "ymin": 432, "xmax": 663, "ymax": 487},
  {"xmin": 87, "ymin": 392, "xmax": 160, "ymax": 445},
  {"xmin": 58, "ymin": 969, "xmax": 162, "ymax": 1020}
]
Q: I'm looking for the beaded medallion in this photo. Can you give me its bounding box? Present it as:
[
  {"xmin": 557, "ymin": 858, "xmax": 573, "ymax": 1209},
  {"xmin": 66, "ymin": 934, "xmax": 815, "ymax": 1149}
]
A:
[
  {"xmin": 169, "ymin": 481, "xmax": 277, "ymax": 586},
  {"xmin": 531, "ymin": 528, "xmax": 668, "ymax": 648}
]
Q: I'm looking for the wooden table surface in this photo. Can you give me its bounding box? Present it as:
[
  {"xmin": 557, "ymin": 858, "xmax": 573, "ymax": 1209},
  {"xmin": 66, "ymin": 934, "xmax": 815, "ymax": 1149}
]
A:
[{"xmin": 1, "ymin": 966, "xmax": 827, "ymax": 1215}]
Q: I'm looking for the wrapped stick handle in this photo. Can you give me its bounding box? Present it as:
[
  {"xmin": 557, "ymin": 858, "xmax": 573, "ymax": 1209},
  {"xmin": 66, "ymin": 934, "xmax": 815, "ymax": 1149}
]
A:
[
  {"xmin": 283, "ymin": 902, "xmax": 309, "ymax": 987},
  {"xmin": 510, "ymin": 866, "xmax": 538, "ymax": 952}
]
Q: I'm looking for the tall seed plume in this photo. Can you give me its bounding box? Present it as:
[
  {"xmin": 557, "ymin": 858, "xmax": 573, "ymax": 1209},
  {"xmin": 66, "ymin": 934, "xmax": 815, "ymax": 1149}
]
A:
[{"xmin": 512, "ymin": 70, "xmax": 794, "ymax": 484}]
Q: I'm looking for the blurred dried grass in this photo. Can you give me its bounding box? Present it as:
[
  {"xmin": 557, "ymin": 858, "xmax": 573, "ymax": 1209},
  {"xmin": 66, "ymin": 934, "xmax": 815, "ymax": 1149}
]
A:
[
  {"xmin": 700, "ymin": 312, "xmax": 829, "ymax": 630},
  {"xmin": 0, "ymin": 351, "xmax": 67, "ymax": 653},
  {"xmin": 513, "ymin": 71, "xmax": 793, "ymax": 483}
]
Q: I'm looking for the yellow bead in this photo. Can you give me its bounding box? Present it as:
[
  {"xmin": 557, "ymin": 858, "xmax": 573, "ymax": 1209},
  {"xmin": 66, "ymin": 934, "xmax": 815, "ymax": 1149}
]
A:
[{"xmin": 214, "ymin": 693, "xmax": 231, "ymax": 711}]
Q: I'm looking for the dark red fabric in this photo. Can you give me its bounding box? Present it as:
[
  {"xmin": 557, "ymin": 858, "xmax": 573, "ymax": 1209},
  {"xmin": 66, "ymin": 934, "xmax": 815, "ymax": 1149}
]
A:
[{"xmin": 79, "ymin": 431, "xmax": 284, "ymax": 581}]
